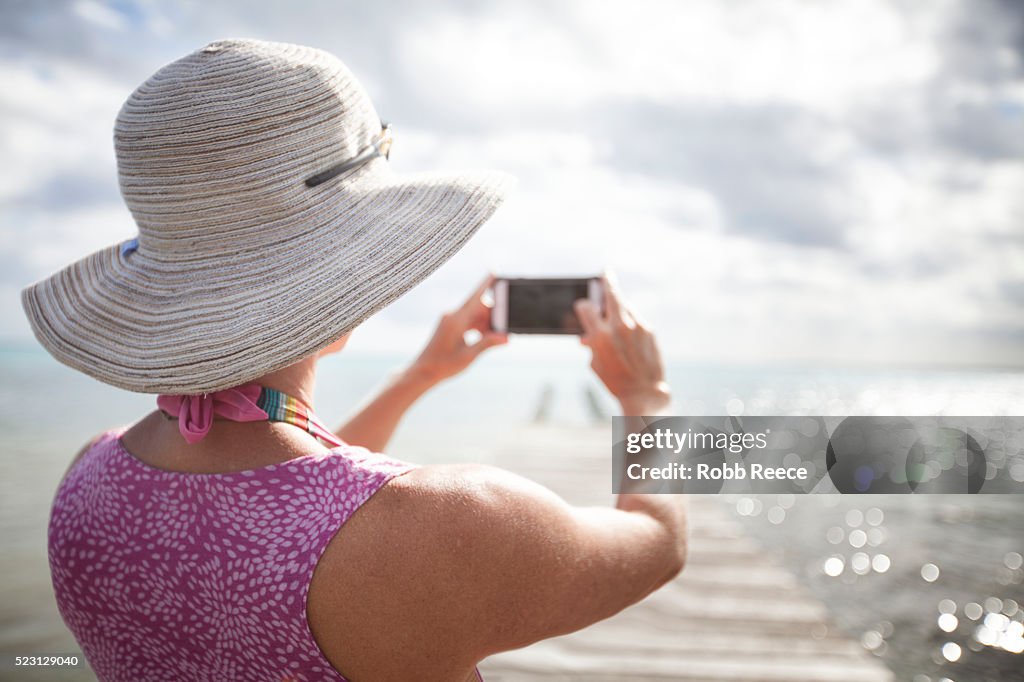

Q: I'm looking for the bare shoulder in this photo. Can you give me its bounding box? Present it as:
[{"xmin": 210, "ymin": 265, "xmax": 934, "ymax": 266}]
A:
[
  {"xmin": 379, "ymin": 461, "xmax": 565, "ymax": 526},
  {"xmin": 367, "ymin": 462, "xmax": 591, "ymax": 579},
  {"xmin": 308, "ymin": 462, "xmax": 568, "ymax": 678},
  {"xmin": 317, "ymin": 461, "xmax": 565, "ymax": 592},
  {"xmin": 309, "ymin": 461, "xmax": 684, "ymax": 679}
]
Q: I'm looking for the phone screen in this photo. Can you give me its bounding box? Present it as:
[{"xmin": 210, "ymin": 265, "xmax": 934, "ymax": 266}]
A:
[{"xmin": 506, "ymin": 278, "xmax": 592, "ymax": 334}]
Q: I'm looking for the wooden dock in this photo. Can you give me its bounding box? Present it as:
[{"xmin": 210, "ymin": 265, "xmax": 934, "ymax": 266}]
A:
[{"xmin": 477, "ymin": 425, "xmax": 894, "ymax": 682}]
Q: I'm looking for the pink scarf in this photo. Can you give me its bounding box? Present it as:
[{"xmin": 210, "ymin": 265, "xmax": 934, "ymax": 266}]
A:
[{"xmin": 156, "ymin": 384, "xmax": 268, "ymax": 445}]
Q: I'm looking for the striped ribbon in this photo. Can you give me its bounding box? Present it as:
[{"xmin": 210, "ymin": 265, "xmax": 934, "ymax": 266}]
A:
[{"xmin": 256, "ymin": 387, "xmax": 344, "ymax": 448}]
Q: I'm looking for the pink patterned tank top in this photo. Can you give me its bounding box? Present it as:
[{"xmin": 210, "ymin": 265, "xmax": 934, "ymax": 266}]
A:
[{"xmin": 48, "ymin": 429, "xmax": 416, "ymax": 681}]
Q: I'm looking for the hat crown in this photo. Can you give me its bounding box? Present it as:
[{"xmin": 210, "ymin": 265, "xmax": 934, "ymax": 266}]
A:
[{"xmin": 114, "ymin": 39, "xmax": 382, "ymax": 258}]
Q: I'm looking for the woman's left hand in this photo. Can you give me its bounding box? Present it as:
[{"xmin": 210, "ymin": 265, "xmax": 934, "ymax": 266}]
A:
[
  {"xmin": 411, "ymin": 274, "xmax": 509, "ymax": 385},
  {"xmin": 336, "ymin": 275, "xmax": 507, "ymax": 451}
]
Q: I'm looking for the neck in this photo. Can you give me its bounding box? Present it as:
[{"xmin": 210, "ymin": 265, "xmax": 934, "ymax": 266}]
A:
[{"xmin": 256, "ymin": 355, "xmax": 318, "ymax": 408}]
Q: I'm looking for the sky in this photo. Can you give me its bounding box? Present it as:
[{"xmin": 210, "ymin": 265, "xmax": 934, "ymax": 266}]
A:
[{"xmin": 1, "ymin": 0, "xmax": 1022, "ymax": 367}]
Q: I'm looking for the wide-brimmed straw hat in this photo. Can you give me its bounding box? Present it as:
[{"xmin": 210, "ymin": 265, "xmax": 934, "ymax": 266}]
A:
[{"xmin": 22, "ymin": 38, "xmax": 512, "ymax": 394}]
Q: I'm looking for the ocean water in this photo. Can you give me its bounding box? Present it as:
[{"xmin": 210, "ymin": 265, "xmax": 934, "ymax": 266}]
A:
[
  {"xmin": 4, "ymin": 343, "xmax": 1024, "ymax": 457},
  {"xmin": 731, "ymin": 493, "xmax": 1024, "ymax": 681},
  {"xmin": 1, "ymin": 344, "xmax": 1023, "ymax": 680}
]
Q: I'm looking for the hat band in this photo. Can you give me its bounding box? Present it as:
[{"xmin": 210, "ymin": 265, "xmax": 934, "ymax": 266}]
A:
[{"xmin": 305, "ymin": 122, "xmax": 392, "ymax": 188}]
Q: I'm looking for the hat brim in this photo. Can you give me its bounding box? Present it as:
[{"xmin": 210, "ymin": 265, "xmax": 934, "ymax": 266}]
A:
[{"xmin": 22, "ymin": 165, "xmax": 513, "ymax": 394}]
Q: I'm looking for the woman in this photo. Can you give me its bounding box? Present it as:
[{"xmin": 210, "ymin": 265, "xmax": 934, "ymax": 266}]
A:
[{"xmin": 23, "ymin": 39, "xmax": 686, "ymax": 681}]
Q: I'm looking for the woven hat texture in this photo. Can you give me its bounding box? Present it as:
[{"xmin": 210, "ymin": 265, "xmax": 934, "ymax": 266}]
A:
[{"xmin": 21, "ymin": 38, "xmax": 512, "ymax": 394}]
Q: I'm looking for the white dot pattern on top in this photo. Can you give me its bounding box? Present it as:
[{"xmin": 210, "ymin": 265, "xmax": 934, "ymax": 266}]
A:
[{"xmin": 48, "ymin": 429, "xmax": 416, "ymax": 681}]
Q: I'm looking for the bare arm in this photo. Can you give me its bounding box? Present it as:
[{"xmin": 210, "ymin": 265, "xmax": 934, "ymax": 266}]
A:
[
  {"xmin": 320, "ymin": 273, "xmax": 688, "ymax": 680},
  {"xmin": 321, "ymin": 462, "xmax": 688, "ymax": 680},
  {"xmin": 575, "ymin": 273, "xmax": 687, "ymax": 560},
  {"xmin": 335, "ymin": 275, "xmax": 507, "ymax": 451},
  {"xmin": 333, "ymin": 365, "xmax": 437, "ymax": 452}
]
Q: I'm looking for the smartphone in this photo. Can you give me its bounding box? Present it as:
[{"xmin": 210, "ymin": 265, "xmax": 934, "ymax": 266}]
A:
[{"xmin": 491, "ymin": 277, "xmax": 604, "ymax": 334}]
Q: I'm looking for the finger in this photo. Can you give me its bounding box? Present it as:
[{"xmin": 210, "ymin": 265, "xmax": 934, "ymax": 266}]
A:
[
  {"xmin": 602, "ymin": 272, "xmax": 624, "ymax": 324},
  {"xmin": 604, "ymin": 271, "xmax": 642, "ymax": 328},
  {"xmin": 575, "ymin": 299, "xmax": 605, "ymax": 340},
  {"xmin": 618, "ymin": 305, "xmax": 637, "ymax": 329},
  {"xmin": 468, "ymin": 304, "xmax": 493, "ymax": 333},
  {"xmin": 456, "ymin": 274, "xmax": 495, "ymax": 319},
  {"xmin": 631, "ymin": 307, "xmax": 652, "ymax": 331},
  {"xmin": 469, "ymin": 332, "xmax": 508, "ymax": 358}
]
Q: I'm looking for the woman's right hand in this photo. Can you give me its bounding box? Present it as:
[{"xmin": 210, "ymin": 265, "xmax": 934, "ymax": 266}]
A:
[{"xmin": 574, "ymin": 273, "xmax": 671, "ymax": 415}]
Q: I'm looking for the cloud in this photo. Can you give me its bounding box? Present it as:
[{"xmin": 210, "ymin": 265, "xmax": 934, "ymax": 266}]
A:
[
  {"xmin": 597, "ymin": 100, "xmax": 856, "ymax": 247},
  {"xmin": 0, "ymin": 0, "xmax": 1022, "ymax": 367},
  {"xmin": 8, "ymin": 171, "xmax": 120, "ymax": 212},
  {"xmin": 0, "ymin": 55, "xmax": 132, "ymax": 314},
  {"xmin": 72, "ymin": 0, "xmax": 128, "ymax": 32}
]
